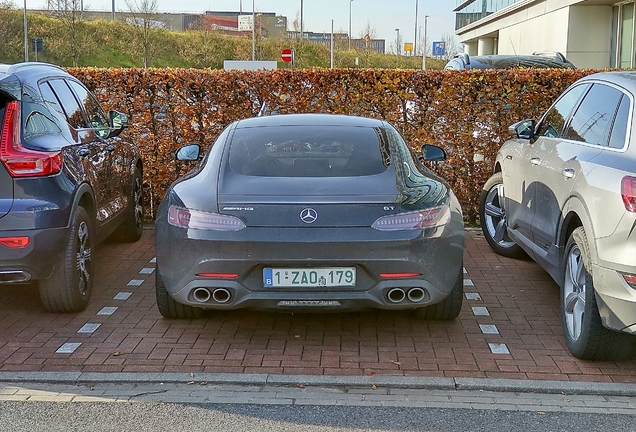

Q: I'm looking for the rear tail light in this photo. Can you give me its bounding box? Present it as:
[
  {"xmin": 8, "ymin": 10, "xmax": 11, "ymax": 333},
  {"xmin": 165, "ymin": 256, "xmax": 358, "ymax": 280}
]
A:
[
  {"xmin": 380, "ymin": 272, "xmax": 421, "ymax": 279},
  {"xmin": 0, "ymin": 101, "xmax": 62, "ymax": 177},
  {"xmin": 196, "ymin": 273, "xmax": 239, "ymax": 279},
  {"xmin": 372, "ymin": 205, "xmax": 451, "ymax": 231},
  {"xmin": 621, "ymin": 272, "xmax": 636, "ymax": 290},
  {"xmin": 168, "ymin": 205, "xmax": 246, "ymax": 231},
  {"xmin": 0, "ymin": 236, "xmax": 30, "ymax": 248},
  {"xmin": 622, "ymin": 176, "xmax": 636, "ymax": 212}
]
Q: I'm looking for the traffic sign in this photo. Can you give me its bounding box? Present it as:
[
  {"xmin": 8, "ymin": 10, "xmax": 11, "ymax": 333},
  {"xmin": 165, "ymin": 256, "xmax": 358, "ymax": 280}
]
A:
[
  {"xmin": 281, "ymin": 48, "xmax": 294, "ymax": 63},
  {"xmin": 432, "ymin": 42, "xmax": 446, "ymax": 57}
]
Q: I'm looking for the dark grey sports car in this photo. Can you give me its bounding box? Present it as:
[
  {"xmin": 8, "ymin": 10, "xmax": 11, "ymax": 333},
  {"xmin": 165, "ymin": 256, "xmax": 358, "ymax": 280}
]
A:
[{"xmin": 155, "ymin": 114, "xmax": 464, "ymax": 319}]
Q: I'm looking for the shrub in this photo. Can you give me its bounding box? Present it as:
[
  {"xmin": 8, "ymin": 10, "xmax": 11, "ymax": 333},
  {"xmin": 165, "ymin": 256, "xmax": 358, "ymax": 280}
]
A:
[{"xmin": 69, "ymin": 67, "xmax": 593, "ymax": 223}]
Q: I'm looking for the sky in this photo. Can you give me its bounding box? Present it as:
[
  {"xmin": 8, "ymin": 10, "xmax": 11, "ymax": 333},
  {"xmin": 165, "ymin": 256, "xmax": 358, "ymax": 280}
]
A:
[{"xmin": 32, "ymin": 0, "xmax": 458, "ymax": 52}]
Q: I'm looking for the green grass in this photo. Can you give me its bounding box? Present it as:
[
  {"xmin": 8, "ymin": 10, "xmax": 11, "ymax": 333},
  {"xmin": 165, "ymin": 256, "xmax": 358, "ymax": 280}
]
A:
[{"xmin": 0, "ymin": 8, "xmax": 446, "ymax": 69}]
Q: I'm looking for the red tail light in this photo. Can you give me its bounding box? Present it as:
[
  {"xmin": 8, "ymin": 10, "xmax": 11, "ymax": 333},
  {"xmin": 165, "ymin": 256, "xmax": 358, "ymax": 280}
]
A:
[
  {"xmin": 0, "ymin": 236, "xmax": 30, "ymax": 248},
  {"xmin": 622, "ymin": 176, "xmax": 636, "ymax": 213},
  {"xmin": 196, "ymin": 273, "xmax": 239, "ymax": 279},
  {"xmin": 168, "ymin": 205, "xmax": 246, "ymax": 231},
  {"xmin": 379, "ymin": 273, "xmax": 421, "ymax": 279},
  {"xmin": 0, "ymin": 101, "xmax": 63, "ymax": 177},
  {"xmin": 372, "ymin": 205, "xmax": 451, "ymax": 231}
]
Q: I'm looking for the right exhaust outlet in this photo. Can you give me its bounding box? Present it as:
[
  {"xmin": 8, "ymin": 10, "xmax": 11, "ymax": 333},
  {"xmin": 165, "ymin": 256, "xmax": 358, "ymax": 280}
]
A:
[{"xmin": 407, "ymin": 287, "xmax": 427, "ymax": 303}]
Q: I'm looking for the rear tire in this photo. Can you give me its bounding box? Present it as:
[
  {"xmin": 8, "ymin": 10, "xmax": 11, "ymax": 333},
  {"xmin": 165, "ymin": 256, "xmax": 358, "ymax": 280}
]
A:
[
  {"xmin": 155, "ymin": 268, "xmax": 205, "ymax": 319},
  {"xmin": 111, "ymin": 167, "xmax": 143, "ymax": 242},
  {"xmin": 561, "ymin": 227, "xmax": 635, "ymax": 360},
  {"xmin": 40, "ymin": 206, "xmax": 93, "ymax": 313},
  {"xmin": 414, "ymin": 265, "xmax": 464, "ymax": 320},
  {"xmin": 479, "ymin": 172, "xmax": 525, "ymax": 258}
]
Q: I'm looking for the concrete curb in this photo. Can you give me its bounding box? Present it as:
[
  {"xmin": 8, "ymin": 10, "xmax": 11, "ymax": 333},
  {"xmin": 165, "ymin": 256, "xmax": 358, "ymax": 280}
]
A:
[{"xmin": 1, "ymin": 372, "xmax": 635, "ymax": 396}]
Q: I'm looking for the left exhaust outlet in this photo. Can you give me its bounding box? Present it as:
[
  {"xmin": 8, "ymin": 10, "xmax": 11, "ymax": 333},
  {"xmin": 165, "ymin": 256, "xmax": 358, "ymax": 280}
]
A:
[{"xmin": 192, "ymin": 287, "xmax": 212, "ymax": 303}]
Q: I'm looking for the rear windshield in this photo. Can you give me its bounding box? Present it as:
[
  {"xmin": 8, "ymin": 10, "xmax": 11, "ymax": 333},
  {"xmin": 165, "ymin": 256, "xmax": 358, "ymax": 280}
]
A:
[{"xmin": 228, "ymin": 125, "xmax": 391, "ymax": 177}]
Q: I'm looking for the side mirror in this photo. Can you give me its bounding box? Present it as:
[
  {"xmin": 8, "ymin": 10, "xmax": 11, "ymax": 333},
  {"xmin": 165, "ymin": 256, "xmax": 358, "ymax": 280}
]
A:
[
  {"xmin": 175, "ymin": 144, "xmax": 201, "ymax": 161},
  {"xmin": 420, "ymin": 144, "xmax": 446, "ymax": 162},
  {"xmin": 109, "ymin": 110, "xmax": 129, "ymax": 131},
  {"xmin": 509, "ymin": 119, "xmax": 536, "ymax": 140}
]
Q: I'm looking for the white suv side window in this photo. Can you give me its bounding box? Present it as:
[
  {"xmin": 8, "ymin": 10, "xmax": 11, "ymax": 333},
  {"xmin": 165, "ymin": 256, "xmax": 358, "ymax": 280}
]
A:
[
  {"xmin": 537, "ymin": 84, "xmax": 590, "ymax": 138},
  {"xmin": 608, "ymin": 95, "xmax": 630, "ymax": 149},
  {"xmin": 564, "ymin": 83, "xmax": 624, "ymax": 146}
]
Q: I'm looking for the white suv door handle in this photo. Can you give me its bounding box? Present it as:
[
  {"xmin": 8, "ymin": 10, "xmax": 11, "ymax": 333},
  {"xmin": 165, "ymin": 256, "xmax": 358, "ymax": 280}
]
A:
[
  {"xmin": 563, "ymin": 168, "xmax": 575, "ymax": 179},
  {"xmin": 530, "ymin": 157, "xmax": 540, "ymax": 165}
]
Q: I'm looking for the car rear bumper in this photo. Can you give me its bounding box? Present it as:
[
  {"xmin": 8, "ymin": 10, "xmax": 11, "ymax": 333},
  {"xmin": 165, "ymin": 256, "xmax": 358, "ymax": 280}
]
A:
[
  {"xmin": 592, "ymin": 263, "xmax": 636, "ymax": 334},
  {"xmin": 0, "ymin": 226, "xmax": 70, "ymax": 282},
  {"xmin": 156, "ymin": 221, "xmax": 464, "ymax": 312}
]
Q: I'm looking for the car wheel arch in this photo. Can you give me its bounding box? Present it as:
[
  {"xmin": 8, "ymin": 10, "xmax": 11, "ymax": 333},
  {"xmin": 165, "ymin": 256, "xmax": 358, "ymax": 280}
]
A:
[
  {"xmin": 72, "ymin": 184, "xmax": 97, "ymax": 223},
  {"xmin": 559, "ymin": 197, "xmax": 597, "ymax": 268}
]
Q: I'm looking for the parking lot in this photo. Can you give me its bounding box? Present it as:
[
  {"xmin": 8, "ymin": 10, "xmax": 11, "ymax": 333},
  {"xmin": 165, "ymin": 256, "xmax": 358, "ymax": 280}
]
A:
[{"xmin": 1, "ymin": 228, "xmax": 635, "ymax": 383}]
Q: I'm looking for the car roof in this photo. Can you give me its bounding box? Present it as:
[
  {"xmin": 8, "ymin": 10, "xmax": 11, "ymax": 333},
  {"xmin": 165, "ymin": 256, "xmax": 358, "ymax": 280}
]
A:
[
  {"xmin": 0, "ymin": 62, "xmax": 68, "ymax": 82},
  {"xmin": 576, "ymin": 70, "xmax": 636, "ymax": 93},
  {"xmin": 445, "ymin": 53, "xmax": 575, "ymax": 70},
  {"xmin": 235, "ymin": 113, "xmax": 385, "ymax": 129}
]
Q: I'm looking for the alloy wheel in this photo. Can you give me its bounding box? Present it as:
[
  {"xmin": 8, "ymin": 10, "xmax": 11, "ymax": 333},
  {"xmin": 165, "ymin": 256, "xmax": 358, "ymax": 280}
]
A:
[
  {"xmin": 563, "ymin": 243, "xmax": 586, "ymax": 341},
  {"xmin": 75, "ymin": 220, "xmax": 92, "ymax": 296}
]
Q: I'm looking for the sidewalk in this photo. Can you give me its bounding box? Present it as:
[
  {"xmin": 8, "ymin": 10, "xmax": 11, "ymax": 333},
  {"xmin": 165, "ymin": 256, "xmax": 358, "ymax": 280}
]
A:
[{"xmin": 0, "ymin": 372, "xmax": 635, "ymax": 414}]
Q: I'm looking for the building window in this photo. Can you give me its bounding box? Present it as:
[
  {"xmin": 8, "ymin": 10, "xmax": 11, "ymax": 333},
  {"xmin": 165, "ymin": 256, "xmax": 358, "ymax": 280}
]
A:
[{"xmin": 615, "ymin": 2, "xmax": 635, "ymax": 68}]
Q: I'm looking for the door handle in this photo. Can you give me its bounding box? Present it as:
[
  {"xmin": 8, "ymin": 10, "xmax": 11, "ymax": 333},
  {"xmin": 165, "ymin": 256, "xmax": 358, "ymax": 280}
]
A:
[
  {"xmin": 106, "ymin": 144, "xmax": 116, "ymax": 152},
  {"xmin": 78, "ymin": 148, "xmax": 89, "ymax": 157},
  {"xmin": 563, "ymin": 168, "xmax": 575, "ymax": 179},
  {"xmin": 530, "ymin": 157, "xmax": 540, "ymax": 165}
]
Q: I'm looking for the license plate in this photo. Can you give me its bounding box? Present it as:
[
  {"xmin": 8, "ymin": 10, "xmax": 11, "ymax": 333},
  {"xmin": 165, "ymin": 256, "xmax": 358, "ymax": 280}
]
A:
[{"xmin": 263, "ymin": 267, "xmax": 356, "ymax": 287}]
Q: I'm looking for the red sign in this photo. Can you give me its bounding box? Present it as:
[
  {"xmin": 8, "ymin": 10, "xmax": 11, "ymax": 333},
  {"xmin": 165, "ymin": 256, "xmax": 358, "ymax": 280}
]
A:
[{"xmin": 281, "ymin": 48, "xmax": 294, "ymax": 63}]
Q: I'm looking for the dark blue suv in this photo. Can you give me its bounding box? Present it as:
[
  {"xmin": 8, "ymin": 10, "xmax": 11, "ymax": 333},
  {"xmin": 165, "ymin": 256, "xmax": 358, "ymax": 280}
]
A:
[{"xmin": 0, "ymin": 62, "xmax": 143, "ymax": 312}]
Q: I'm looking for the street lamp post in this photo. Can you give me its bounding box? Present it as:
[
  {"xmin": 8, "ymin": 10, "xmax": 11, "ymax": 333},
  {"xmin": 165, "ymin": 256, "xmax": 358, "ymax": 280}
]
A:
[
  {"xmin": 252, "ymin": 0, "xmax": 255, "ymax": 60},
  {"xmin": 300, "ymin": 0, "xmax": 303, "ymax": 39},
  {"xmin": 422, "ymin": 15, "xmax": 429, "ymax": 70},
  {"xmin": 23, "ymin": 0, "xmax": 28, "ymax": 62},
  {"xmin": 414, "ymin": 0, "xmax": 418, "ymax": 59},
  {"xmin": 395, "ymin": 28, "xmax": 400, "ymax": 55},
  {"xmin": 111, "ymin": 0, "xmax": 115, "ymax": 20},
  {"xmin": 349, "ymin": 0, "xmax": 353, "ymax": 50}
]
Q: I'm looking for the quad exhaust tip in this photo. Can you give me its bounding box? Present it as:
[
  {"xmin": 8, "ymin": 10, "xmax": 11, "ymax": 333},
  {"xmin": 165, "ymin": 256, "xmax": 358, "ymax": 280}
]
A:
[
  {"xmin": 387, "ymin": 288, "xmax": 406, "ymax": 303},
  {"xmin": 192, "ymin": 287, "xmax": 232, "ymax": 304},
  {"xmin": 407, "ymin": 287, "xmax": 426, "ymax": 303},
  {"xmin": 387, "ymin": 287, "xmax": 428, "ymax": 304}
]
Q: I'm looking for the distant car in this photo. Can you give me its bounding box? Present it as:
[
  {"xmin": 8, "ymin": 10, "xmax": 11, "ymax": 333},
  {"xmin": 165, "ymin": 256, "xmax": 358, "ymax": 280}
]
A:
[
  {"xmin": 0, "ymin": 62, "xmax": 143, "ymax": 313},
  {"xmin": 155, "ymin": 114, "xmax": 464, "ymax": 319},
  {"xmin": 479, "ymin": 71, "xmax": 636, "ymax": 360},
  {"xmin": 444, "ymin": 52, "xmax": 575, "ymax": 70}
]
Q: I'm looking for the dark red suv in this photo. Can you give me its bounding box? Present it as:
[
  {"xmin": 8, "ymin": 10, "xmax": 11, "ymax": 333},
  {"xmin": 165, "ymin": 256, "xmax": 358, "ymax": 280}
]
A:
[{"xmin": 0, "ymin": 62, "xmax": 143, "ymax": 312}]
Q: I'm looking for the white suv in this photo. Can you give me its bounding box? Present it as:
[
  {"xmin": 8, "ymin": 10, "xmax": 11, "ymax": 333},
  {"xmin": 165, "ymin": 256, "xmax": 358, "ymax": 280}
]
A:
[{"xmin": 480, "ymin": 71, "xmax": 636, "ymax": 360}]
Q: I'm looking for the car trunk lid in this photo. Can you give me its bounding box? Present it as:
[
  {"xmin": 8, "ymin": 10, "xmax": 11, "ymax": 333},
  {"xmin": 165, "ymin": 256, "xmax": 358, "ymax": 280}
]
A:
[{"xmin": 218, "ymin": 170, "xmax": 401, "ymax": 228}]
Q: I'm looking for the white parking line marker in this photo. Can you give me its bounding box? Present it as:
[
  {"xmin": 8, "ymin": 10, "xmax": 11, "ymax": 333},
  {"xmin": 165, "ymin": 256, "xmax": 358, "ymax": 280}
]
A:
[
  {"xmin": 463, "ymin": 279, "xmax": 474, "ymax": 286},
  {"xmin": 97, "ymin": 307, "xmax": 118, "ymax": 316},
  {"xmin": 489, "ymin": 343, "xmax": 510, "ymax": 355},
  {"xmin": 56, "ymin": 342, "xmax": 81, "ymax": 354},
  {"xmin": 150, "ymin": 257, "xmax": 156, "ymax": 263},
  {"xmin": 463, "ymin": 267, "xmax": 467, "ymax": 274},
  {"xmin": 127, "ymin": 279, "xmax": 144, "ymax": 287},
  {"xmin": 139, "ymin": 267, "xmax": 155, "ymax": 275},
  {"xmin": 77, "ymin": 323, "xmax": 101, "ymax": 334},
  {"xmin": 465, "ymin": 292, "xmax": 481, "ymax": 300},
  {"xmin": 479, "ymin": 324, "xmax": 499, "ymax": 334},
  {"xmin": 113, "ymin": 292, "xmax": 132, "ymax": 301},
  {"xmin": 472, "ymin": 306, "xmax": 490, "ymax": 316}
]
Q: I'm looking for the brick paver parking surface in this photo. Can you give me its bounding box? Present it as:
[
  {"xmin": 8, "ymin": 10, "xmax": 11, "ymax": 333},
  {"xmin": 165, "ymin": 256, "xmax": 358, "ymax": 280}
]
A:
[{"xmin": 1, "ymin": 229, "xmax": 635, "ymax": 382}]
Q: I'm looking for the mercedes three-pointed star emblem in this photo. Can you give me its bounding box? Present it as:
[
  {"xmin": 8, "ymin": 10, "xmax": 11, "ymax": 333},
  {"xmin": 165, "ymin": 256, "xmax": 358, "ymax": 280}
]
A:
[{"xmin": 300, "ymin": 208, "xmax": 318, "ymax": 224}]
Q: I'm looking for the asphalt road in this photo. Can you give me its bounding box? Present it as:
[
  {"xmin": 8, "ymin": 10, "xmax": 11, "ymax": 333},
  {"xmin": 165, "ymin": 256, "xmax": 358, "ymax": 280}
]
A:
[{"xmin": 0, "ymin": 401, "xmax": 634, "ymax": 432}]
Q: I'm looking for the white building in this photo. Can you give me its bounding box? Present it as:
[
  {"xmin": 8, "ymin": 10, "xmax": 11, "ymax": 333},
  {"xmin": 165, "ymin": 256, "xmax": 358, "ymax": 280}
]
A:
[{"xmin": 453, "ymin": 0, "xmax": 632, "ymax": 68}]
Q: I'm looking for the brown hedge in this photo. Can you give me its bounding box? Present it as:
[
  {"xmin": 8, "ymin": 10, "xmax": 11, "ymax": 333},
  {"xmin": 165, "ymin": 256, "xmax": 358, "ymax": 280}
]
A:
[{"xmin": 68, "ymin": 67, "xmax": 593, "ymax": 224}]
